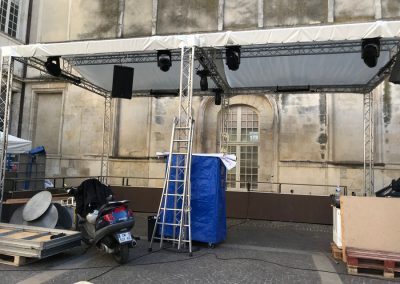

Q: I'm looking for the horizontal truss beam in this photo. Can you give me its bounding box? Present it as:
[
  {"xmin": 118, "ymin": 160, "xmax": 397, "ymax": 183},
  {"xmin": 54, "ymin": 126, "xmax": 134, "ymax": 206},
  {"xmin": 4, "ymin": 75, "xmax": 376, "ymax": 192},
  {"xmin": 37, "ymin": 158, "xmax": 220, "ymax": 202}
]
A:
[
  {"xmin": 66, "ymin": 39, "xmax": 400, "ymax": 66},
  {"xmin": 17, "ymin": 38, "xmax": 400, "ymax": 96},
  {"xmin": 14, "ymin": 57, "xmax": 110, "ymax": 98}
]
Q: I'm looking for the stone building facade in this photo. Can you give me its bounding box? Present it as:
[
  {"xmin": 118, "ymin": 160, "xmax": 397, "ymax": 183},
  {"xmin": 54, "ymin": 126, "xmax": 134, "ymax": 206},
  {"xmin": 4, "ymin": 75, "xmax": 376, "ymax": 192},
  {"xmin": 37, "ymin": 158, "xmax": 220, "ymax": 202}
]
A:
[{"xmin": 5, "ymin": 0, "xmax": 400, "ymax": 195}]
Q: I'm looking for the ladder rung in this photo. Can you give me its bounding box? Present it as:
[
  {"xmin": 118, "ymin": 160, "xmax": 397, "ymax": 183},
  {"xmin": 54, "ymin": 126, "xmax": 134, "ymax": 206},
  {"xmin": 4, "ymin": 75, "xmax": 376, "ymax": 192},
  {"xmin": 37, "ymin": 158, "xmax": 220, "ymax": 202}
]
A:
[
  {"xmin": 173, "ymin": 139, "xmax": 189, "ymax": 142},
  {"xmin": 170, "ymin": 165, "xmax": 186, "ymax": 168},
  {"xmin": 171, "ymin": 152, "xmax": 188, "ymax": 155},
  {"xmin": 157, "ymin": 222, "xmax": 190, "ymax": 227},
  {"xmin": 163, "ymin": 193, "xmax": 184, "ymax": 197},
  {"xmin": 152, "ymin": 237, "xmax": 190, "ymax": 242},
  {"xmin": 161, "ymin": 208, "xmax": 184, "ymax": 211},
  {"xmin": 168, "ymin": 179, "xmax": 185, "ymax": 182},
  {"xmin": 175, "ymin": 127, "xmax": 190, "ymax": 130}
]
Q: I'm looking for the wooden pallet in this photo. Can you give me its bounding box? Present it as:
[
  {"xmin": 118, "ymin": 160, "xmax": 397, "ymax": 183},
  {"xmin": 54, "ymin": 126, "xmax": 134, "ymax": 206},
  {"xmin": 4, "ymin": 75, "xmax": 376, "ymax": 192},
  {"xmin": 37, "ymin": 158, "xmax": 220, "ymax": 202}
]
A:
[
  {"xmin": 0, "ymin": 223, "xmax": 81, "ymax": 266},
  {"xmin": 331, "ymin": 242, "xmax": 342, "ymax": 260},
  {"xmin": 0, "ymin": 253, "xmax": 35, "ymax": 266},
  {"xmin": 347, "ymin": 247, "xmax": 400, "ymax": 278}
]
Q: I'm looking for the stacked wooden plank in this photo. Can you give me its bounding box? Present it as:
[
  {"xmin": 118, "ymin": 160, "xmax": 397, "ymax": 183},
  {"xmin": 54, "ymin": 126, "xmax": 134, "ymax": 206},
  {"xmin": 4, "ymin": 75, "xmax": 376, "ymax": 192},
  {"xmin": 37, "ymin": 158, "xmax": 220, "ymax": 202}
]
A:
[
  {"xmin": 347, "ymin": 248, "xmax": 400, "ymax": 278},
  {"xmin": 0, "ymin": 223, "xmax": 81, "ymax": 266}
]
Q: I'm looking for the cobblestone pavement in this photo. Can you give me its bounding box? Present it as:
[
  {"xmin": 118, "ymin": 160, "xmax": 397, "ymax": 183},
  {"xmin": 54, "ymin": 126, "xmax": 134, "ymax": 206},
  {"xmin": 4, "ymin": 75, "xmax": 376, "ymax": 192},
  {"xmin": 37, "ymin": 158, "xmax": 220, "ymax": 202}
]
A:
[{"xmin": 0, "ymin": 214, "xmax": 397, "ymax": 284}]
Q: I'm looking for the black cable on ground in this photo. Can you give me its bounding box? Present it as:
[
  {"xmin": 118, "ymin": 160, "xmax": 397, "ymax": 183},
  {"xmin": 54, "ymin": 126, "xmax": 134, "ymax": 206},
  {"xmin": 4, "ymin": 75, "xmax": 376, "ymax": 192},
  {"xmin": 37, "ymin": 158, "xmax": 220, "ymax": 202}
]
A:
[
  {"xmin": 86, "ymin": 247, "xmax": 165, "ymax": 282},
  {"xmin": 0, "ymin": 245, "xmax": 397, "ymax": 283},
  {"xmin": 89, "ymin": 250, "xmax": 399, "ymax": 283}
]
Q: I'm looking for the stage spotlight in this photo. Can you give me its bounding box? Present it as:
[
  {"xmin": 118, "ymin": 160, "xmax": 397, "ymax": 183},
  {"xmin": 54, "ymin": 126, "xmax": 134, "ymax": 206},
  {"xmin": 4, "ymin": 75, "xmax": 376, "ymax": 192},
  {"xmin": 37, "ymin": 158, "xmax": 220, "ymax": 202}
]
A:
[
  {"xmin": 157, "ymin": 50, "xmax": 172, "ymax": 72},
  {"xmin": 196, "ymin": 69, "xmax": 209, "ymax": 91},
  {"xmin": 44, "ymin": 56, "xmax": 81, "ymax": 85},
  {"xmin": 226, "ymin": 46, "xmax": 241, "ymax": 71},
  {"xmin": 44, "ymin": 57, "xmax": 62, "ymax": 77},
  {"xmin": 361, "ymin": 38, "xmax": 380, "ymax": 68},
  {"xmin": 214, "ymin": 88, "xmax": 223, "ymax": 105}
]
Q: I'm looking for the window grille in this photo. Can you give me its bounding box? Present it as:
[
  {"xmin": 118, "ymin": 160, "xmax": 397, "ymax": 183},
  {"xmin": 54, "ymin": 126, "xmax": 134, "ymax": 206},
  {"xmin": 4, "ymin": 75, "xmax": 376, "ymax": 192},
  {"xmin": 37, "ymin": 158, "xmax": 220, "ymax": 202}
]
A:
[
  {"xmin": 0, "ymin": 0, "xmax": 19, "ymax": 38},
  {"xmin": 222, "ymin": 106, "xmax": 259, "ymax": 190}
]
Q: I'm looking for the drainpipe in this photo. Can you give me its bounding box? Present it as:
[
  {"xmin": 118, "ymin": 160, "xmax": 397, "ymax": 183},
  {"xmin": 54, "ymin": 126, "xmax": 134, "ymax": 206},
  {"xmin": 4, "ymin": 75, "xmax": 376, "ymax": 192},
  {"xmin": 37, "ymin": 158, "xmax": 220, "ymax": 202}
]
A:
[
  {"xmin": 113, "ymin": 0, "xmax": 125, "ymax": 156},
  {"xmin": 17, "ymin": 0, "xmax": 33, "ymax": 137}
]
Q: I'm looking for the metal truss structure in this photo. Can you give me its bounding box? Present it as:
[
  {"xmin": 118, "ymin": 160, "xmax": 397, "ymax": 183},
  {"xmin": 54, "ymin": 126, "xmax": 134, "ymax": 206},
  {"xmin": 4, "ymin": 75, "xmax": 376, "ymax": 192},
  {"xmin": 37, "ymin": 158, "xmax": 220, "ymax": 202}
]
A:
[
  {"xmin": 14, "ymin": 57, "xmax": 109, "ymax": 98},
  {"xmin": 149, "ymin": 46, "xmax": 195, "ymax": 254},
  {"xmin": 239, "ymin": 39, "xmax": 399, "ymax": 58},
  {"xmin": 12, "ymin": 57, "xmax": 112, "ymax": 189},
  {"xmin": 0, "ymin": 56, "xmax": 13, "ymax": 216},
  {"xmin": 195, "ymin": 48, "xmax": 232, "ymax": 153},
  {"xmin": 363, "ymin": 92, "xmax": 375, "ymax": 196},
  {"xmin": 100, "ymin": 97, "xmax": 112, "ymax": 183},
  {"xmin": 0, "ymin": 37, "xmax": 399, "ymax": 218}
]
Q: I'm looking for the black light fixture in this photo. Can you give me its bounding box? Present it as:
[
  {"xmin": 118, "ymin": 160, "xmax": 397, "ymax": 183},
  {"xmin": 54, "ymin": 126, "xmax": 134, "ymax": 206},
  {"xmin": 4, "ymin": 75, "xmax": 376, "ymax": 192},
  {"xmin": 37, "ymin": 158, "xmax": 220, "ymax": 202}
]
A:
[
  {"xmin": 157, "ymin": 50, "xmax": 172, "ymax": 72},
  {"xmin": 196, "ymin": 69, "xmax": 209, "ymax": 91},
  {"xmin": 361, "ymin": 37, "xmax": 381, "ymax": 68},
  {"xmin": 214, "ymin": 88, "xmax": 223, "ymax": 105},
  {"xmin": 44, "ymin": 57, "xmax": 62, "ymax": 77},
  {"xmin": 44, "ymin": 56, "xmax": 81, "ymax": 84},
  {"xmin": 225, "ymin": 46, "xmax": 241, "ymax": 71}
]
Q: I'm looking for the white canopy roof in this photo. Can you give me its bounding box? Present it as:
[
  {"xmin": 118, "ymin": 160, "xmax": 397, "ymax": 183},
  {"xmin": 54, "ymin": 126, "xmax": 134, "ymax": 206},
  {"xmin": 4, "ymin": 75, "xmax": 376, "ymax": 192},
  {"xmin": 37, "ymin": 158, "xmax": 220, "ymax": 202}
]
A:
[
  {"xmin": 0, "ymin": 132, "xmax": 31, "ymax": 154},
  {"xmin": 2, "ymin": 20, "xmax": 400, "ymax": 94}
]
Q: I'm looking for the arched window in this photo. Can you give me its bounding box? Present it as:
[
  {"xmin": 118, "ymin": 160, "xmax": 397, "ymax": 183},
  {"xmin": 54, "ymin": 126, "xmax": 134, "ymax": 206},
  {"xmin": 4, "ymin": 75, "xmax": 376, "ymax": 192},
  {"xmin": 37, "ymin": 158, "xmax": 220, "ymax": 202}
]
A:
[{"xmin": 222, "ymin": 105, "xmax": 259, "ymax": 191}]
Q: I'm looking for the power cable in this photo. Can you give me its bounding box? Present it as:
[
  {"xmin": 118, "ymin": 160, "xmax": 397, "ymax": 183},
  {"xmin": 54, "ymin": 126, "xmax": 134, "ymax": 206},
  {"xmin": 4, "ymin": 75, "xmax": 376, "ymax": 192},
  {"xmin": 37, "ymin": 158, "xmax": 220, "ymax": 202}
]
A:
[{"xmin": 0, "ymin": 245, "xmax": 396, "ymax": 283}]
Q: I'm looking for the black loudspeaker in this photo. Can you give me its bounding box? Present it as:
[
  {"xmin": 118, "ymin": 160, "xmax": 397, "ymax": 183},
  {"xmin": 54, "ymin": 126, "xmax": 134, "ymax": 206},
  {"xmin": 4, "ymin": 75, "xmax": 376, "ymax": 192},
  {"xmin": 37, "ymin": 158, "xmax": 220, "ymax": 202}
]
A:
[
  {"xmin": 389, "ymin": 55, "xmax": 400, "ymax": 84},
  {"xmin": 111, "ymin": 65, "xmax": 134, "ymax": 99},
  {"xmin": 214, "ymin": 89, "xmax": 222, "ymax": 105}
]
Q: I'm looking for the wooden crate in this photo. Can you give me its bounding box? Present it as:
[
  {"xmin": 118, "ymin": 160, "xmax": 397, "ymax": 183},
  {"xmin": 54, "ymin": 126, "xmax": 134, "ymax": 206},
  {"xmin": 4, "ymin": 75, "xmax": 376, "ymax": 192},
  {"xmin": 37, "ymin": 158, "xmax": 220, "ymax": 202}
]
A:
[{"xmin": 347, "ymin": 247, "xmax": 400, "ymax": 279}]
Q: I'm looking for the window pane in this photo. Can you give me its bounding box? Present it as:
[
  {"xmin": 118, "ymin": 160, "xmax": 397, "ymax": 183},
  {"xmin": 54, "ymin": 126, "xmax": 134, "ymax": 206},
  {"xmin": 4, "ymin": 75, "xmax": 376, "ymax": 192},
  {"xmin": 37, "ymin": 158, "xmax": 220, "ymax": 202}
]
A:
[
  {"xmin": 7, "ymin": 0, "xmax": 18, "ymax": 37},
  {"xmin": 0, "ymin": 0, "xmax": 8, "ymax": 32},
  {"xmin": 221, "ymin": 105, "xmax": 259, "ymax": 190}
]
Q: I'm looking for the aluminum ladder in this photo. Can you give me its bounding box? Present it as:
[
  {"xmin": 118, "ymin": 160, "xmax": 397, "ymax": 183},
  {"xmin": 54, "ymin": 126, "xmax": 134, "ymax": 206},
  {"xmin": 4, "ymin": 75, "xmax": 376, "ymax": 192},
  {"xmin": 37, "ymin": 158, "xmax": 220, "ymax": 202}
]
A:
[{"xmin": 149, "ymin": 46, "xmax": 195, "ymax": 255}]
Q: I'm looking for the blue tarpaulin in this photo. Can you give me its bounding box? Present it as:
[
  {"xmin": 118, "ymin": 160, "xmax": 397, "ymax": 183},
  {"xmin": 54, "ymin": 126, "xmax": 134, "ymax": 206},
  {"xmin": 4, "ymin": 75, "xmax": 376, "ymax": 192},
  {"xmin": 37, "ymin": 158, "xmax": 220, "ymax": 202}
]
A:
[{"xmin": 160, "ymin": 154, "xmax": 227, "ymax": 244}]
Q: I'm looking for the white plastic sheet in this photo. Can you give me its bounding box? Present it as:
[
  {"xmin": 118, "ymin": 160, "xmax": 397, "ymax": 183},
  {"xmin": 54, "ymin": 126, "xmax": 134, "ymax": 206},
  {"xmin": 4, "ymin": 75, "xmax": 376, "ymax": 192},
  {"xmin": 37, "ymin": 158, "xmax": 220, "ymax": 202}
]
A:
[
  {"xmin": 156, "ymin": 152, "xmax": 237, "ymax": 170},
  {"xmin": 0, "ymin": 132, "xmax": 31, "ymax": 153},
  {"xmin": 2, "ymin": 21, "xmax": 400, "ymax": 57}
]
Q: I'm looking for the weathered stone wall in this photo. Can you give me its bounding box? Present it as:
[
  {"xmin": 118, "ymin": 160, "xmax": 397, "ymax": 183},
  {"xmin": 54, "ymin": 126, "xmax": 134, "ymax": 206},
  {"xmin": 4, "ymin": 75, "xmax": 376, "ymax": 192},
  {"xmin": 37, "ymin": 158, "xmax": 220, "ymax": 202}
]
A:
[
  {"xmin": 31, "ymin": 0, "xmax": 400, "ymax": 43},
  {"xmin": 16, "ymin": 0, "xmax": 400, "ymax": 194}
]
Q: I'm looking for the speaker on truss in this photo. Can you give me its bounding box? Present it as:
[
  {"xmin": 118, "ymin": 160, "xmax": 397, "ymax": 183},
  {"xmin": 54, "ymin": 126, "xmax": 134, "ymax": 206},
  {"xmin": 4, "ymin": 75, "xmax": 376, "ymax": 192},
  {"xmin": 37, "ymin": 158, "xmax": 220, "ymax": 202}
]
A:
[
  {"xmin": 111, "ymin": 65, "xmax": 134, "ymax": 99},
  {"xmin": 214, "ymin": 88, "xmax": 223, "ymax": 105},
  {"xmin": 389, "ymin": 54, "xmax": 400, "ymax": 84}
]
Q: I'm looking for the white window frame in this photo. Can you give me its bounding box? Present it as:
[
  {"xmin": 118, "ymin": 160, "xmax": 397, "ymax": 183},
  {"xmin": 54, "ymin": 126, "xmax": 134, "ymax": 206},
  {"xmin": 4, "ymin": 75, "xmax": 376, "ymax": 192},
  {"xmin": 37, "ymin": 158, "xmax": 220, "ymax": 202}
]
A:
[
  {"xmin": 0, "ymin": 0, "xmax": 20, "ymax": 38},
  {"xmin": 221, "ymin": 105, "xmax": 259, "ymax": 191}
]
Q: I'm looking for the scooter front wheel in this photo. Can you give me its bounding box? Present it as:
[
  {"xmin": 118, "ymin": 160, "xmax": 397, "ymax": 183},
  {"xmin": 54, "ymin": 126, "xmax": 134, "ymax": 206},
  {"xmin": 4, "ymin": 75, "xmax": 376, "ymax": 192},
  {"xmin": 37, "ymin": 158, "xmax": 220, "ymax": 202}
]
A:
[{"xmin": 113, "ymin": 244, "xmax": 129, "ymax": 264}]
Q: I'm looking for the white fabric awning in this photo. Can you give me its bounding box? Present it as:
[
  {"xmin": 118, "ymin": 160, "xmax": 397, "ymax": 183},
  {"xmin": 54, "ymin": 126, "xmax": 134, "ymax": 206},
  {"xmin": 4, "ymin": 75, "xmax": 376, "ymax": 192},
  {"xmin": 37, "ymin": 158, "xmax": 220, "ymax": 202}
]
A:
[
  {"xmin": 2, "ymin": 20, "xmax": 400, "ymax": 93},
  {"xmin": 0, "ymin": 132, "xmax": 31, "ymax": 154},
  {"xmin": 2, "ymin": 21, "xmax": 400, "ymax": 57}
]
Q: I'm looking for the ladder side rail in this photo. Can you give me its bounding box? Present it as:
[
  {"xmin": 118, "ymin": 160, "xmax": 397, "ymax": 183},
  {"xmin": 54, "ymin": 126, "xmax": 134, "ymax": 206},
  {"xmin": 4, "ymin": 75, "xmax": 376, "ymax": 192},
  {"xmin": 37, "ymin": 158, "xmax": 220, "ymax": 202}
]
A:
[
  {"xmin": 149, "ymin": 119, "xmax": 177, "ymax": 248},
  {"xmin": 186, "ymin": 119, "xmax": 195, "ymax": 253}
]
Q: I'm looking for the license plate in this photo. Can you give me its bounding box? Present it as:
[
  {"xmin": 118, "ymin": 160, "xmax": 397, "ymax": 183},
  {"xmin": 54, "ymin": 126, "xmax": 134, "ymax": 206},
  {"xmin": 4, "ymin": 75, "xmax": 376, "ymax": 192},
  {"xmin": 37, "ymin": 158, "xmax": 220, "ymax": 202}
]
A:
[{"xmin": 116, "ymin": 232, "xmax": 132, "ymax": 243}]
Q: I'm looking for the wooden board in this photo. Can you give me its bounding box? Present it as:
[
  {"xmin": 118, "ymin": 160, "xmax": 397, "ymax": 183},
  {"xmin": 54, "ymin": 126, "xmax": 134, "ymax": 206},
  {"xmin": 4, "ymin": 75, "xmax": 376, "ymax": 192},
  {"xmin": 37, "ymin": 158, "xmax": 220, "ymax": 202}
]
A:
[
  {"xmin": 0, "ymin": 223, "xmax": 81, "ymax": 265},
  {"xmin": 340, "ymin": 196, "xmax": 400, "ymax": 262},
  {"xmin": 346, "ymin": 247, "xmax": 400, "ymax": 279}
]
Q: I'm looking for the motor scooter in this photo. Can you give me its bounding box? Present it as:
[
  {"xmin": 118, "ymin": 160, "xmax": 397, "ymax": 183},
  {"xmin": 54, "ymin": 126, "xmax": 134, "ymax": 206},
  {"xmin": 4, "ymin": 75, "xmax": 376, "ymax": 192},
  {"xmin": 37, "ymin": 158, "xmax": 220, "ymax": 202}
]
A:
[{"xmin": 68, "ymin": 179, "xmax": 136, "ymax": 264}]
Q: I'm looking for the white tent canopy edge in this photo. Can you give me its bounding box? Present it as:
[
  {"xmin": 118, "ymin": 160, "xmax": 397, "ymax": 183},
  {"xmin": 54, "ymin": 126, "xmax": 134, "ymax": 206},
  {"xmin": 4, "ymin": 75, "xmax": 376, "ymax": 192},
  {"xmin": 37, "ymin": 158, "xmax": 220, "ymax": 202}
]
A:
[
  {"xmin": 0, "ymin": 132, "xmax": 31, "ymax": 154},
  {"xmin": 1, "ymin": 20, "xmax": 400, "ymax": 57}
]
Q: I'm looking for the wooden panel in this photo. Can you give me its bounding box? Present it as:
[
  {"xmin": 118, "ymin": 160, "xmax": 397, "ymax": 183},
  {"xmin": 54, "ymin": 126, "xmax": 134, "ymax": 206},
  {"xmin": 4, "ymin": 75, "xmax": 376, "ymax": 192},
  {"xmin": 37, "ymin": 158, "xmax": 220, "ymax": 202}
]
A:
[
  {"xmin": 112, "ymin": 186, "xmax": 332, "ymax": 224},
  {"xmin": 341, "ymin": 196, "xmax": 400, "ymax": 258},
  {"xmin": 7, "ymin": 232, "xmax": 38, "ymax": 239},
  {"xmin": 33, "ymin": 235, "xmax": 52, "ymax": 242}
]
